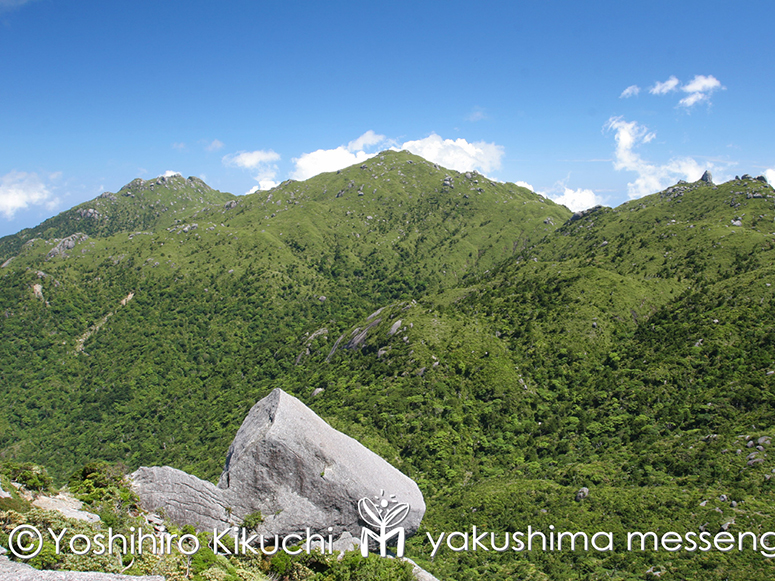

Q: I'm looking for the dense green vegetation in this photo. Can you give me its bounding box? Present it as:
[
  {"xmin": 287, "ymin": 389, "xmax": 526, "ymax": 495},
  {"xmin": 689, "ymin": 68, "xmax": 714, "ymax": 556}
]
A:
[{"xmin": 1, "ymin": 153, "xmax": 774, "ymax": 579}]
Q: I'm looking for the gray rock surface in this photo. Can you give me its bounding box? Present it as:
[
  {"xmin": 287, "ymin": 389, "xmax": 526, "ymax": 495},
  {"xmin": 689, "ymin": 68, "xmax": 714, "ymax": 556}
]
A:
[
  {"xmin": 345, "ymin": 319, "xmax": 382, "ymax": 349},
  {"xmin": 131, "ymin": 389, "xmax": 425, "ymax": 540},
  {"xmin": 130, "ymin": 466, "xmax": 232, "ymax": 531},
  {"xmin": 0, "ymin": 557, "xmax": 164, "ymax": 581},
  {"xmin": 0, "ymin": 482, "xmax": 10, "ymax": 499},
  {"xmin": 218, "ymin": 388, "xmax": 425, "ymax": 537},
  {"xmin": 46, "ymin": 233, "xmax": 89, "ymax": 260},
  {"xmin": 568, "ymin": 205, "xmax": 602, "ymax": 223},
  {"xmin": 32, "ymin": 493, "xmax": 100, "ymax": 523},
  {"xmin": 700, "ymin": 170, "xmax": 713, "ymax": 183},
  {"xmin": 388, "ymin": 320, "xmax": 402, "ymax": 336},
  {"xmin": 404, "ymin": 558, "xmax": 441, "ymax": 581}
]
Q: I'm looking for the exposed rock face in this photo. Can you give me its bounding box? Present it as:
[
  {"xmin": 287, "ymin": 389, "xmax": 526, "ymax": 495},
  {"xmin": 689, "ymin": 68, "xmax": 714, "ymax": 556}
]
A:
[
  {"xmin": 404, "ymin": 558, "xmax": 442, "ymax": 581},
  {"xmin": 345, "ymin": 318, "xmax": 382, "ymax": 349},
  {"xmin": 130, "ymin": 389, "xmax": 425, "ymax": 539},
  {"xmin": 218, "ymin": 388, "xmax": 425, "ymax": 536},
  {"xmin": 0, "ymin": 557, "xmax": 164, "ymax": 581},
  {"xmin": 46, "ymin": 233, "xmax": 89, "ymax": 260},
  {"xmin": 129, "ymin": 466, "xmax": 233, "ymax": 531},
  {"xmin": 32, "ymin": 493, "xmax": 99, "ymax": 523},
  {"xmin": 568, "ymin": 205, "xmax": 602, "ymax": 223},
  {"xmin": 0, "ymin": 482, "xmax": 10, "ymax": 499},
  {"xmin": 700, "ymin": 170, "xmax": 713, "ymax": 183}
]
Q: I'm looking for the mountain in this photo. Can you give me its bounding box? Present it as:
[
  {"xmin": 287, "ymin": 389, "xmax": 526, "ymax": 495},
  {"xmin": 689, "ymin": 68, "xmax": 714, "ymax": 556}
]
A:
[
  {"xmin": 0, "ymin": 150, "xmax": 570, "ymax": 477},
  {"xmin": 0, "ymin": 174, "xmax": 236, "ymax": 265},
  {"xmin": 1, "ymin": 156, "xmax": 774, "ymax": 580}
]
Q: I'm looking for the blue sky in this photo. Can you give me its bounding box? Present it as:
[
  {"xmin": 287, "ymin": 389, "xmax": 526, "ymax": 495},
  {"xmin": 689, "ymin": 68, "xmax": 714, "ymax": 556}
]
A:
[{"xmin": 1, "ymin": 0, "xmax": 774, "ymax": 236}]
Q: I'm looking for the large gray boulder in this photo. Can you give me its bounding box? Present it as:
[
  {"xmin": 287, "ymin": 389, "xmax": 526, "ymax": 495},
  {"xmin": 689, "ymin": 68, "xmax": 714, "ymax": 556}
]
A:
[
  {"xmin": 219, "ymin": 388, "xmax": 425, "ymax": 536},
  {"xmin": 130, "ymin": 389, "xmax": 425, "ymax": 538}
]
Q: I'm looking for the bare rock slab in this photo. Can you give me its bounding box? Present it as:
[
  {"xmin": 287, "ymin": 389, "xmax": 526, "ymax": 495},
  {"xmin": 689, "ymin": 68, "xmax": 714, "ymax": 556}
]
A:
[
  {"xmin": 131, "ymin": 389, "xmax": 425, "ymax": 539},
  {"xmin": 129, "ymin": 466, "xmax": 232, "ymax": 531},
  {"xmin": 0, "ymin": 557, "xmax": 164, "ymax": 581},
  {"xmin": 218, "ymin": 388, "xmax": 425, "ymax": 537},
  {"xmin": 32, "ymin": 493, "xmax": 100, "ymax": 523}
]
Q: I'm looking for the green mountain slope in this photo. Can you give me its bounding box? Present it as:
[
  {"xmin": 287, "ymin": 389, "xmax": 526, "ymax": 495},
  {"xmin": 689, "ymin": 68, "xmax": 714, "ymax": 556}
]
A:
[
  {"xmin": 264, "ymin": 176, "xmax": 775, "ymax": 578},
  {"xmin": 0, "ymin": 150, "xmax": 570, "ymax": 477},
  {"xmin": 0, "ymin": 174, "xmax": 236, "ymax": 264},
  {"xmin": 1, "ymin": 157, "xmax": 774, "ymax": 580}
]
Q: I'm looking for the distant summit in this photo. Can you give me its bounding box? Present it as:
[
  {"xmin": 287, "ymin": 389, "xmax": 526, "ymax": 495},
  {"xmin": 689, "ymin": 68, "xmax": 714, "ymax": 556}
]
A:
[{"xmin": 0, "ymin": 175, "xmax": 234, "ymax": 262}]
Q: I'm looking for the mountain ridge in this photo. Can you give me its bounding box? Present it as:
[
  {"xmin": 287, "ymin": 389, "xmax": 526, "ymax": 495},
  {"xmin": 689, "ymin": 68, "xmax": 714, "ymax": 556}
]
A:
[
  {"xmin": 1, "ymin": 152, "xmax": 774, "ymax": 580},
  {"xmin": 0, "ymin": 173, "xmax": 236, "ymax": 264}
]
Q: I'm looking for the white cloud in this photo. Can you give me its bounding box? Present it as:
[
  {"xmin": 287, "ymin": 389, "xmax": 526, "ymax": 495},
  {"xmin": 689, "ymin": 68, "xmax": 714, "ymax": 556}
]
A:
[
  {"xmin": 605, "ymin": 116, "xmax": 711, "ymax": 198},
  {"xmin": 682, "ymin": 75, "xmax": 722, "ymax": 94},
  {"xmin": 290, "ymin": 131, "xmax": 389, "ymax": 180},
  {"xmin": 246, "ymin": 185, "xmax": 261, "ymax": 195},
  {"xmin": 291, "ymin": 147, "xmax": 375, "ymax": 180},
  {"xmin": 549, "ymin": 187, "xmax": 603, "ymax": 212},
  {"xmin": 648, "ymin": 74, "xmax": 724, "ymax": 107},
  {"xmin": 678, "ymin": 92, "xmax": 707, "ymax": 108},
  {"xmin": 515, "ymin": 178, "xmax": 601, "ymax": 212},
  {"xmin": 650, "ymin": 76, "xmax": 680, "ymax": 95},
  {"xmin": 206, "ymin": 139, "xmax": 224, "ymax": 152},
  {"xmin": 0, "ymin": 171, "xmax": 53, "ymax": 218},
  {"xmin": 678, "ymin": 74, "xmax": 723, "ymax": 108},
  {"xmin": 223, "ymin": 149, "xmax": 281, "ymax": 191},
  {"xmin": 400, "ymin": 133, "xmax": 504, "ymax": 173},
  {"xmin": 347, "ymin": 130, "xmax": 387, "ymax": 152},
  {"xmin": 288, "ymin": 131, "xmax": 505, "ymax": 182},
  {"xmin": 223, "ymin": 150, "xmax": 280, "ymax": 169},
  {"xmin": 172, "ymin": 142, "xmax": 186, "ymax": 150},
  {"xmin": 620, "ymin": 85, "xmax": 640, "ymax": 98},
  {"xmin": 765, "ymin": 169, "xmax": 775, "ymax": 186},
  {"xmin": 162, "ymin": 170, "xmax": 181, "ymax": 177}
]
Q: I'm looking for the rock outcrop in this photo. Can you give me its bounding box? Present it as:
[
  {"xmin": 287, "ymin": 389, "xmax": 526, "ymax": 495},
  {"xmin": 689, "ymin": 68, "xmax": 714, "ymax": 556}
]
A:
[
  {"xmin": 46, "ymin": 233, "xmax": 88, "ymax": 260},
  {"xmin": 700, "ymin": 170, "xmax": 713, "ymax": 184},
  {"xmin": 130, "ymin": 466, "xmax": 233, "ymax": 531},
  {"xmin": 0, "ymin": 557, "xmax": 164, "ymax": 581},
  {"xmin": 220, "ymin": 388, "xmax": 425, "ymax": 536},
  {"xmin": 32, "ymin": 493, "xmax": 100, "ymax": 523},
  {"xmin": 130, "ymin": 389, "xmax": 425, "ymax": 539},
  {"xmin": 568, "ymin": 205, "xmax": 602, "ymax": 223}
]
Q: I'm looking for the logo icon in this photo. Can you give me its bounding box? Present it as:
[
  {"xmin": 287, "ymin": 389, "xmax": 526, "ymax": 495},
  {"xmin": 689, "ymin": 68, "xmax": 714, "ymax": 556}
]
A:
[{"xmin": 358, "ymin": 490, "xmax": 410, "ymax": 557}]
